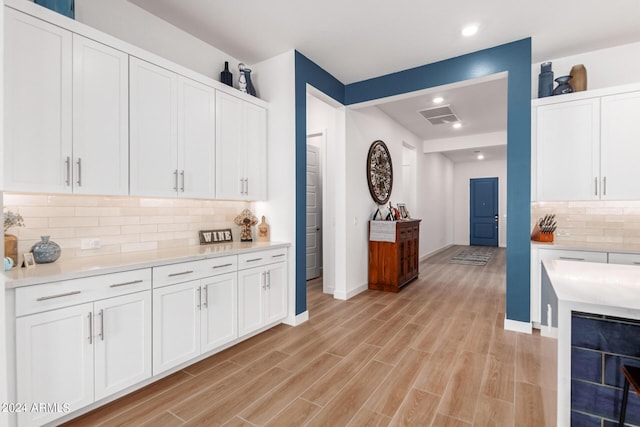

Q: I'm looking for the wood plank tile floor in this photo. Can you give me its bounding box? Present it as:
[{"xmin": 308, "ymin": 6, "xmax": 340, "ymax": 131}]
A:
[{"xmin": 63, "ymin": 245, "xmax": 557, "ymax": 427}]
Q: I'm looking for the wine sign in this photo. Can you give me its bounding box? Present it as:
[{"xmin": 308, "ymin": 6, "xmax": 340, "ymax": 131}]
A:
[{"xmin": 199, "ymin": 229, "xmax": 233, "ymax": 245}]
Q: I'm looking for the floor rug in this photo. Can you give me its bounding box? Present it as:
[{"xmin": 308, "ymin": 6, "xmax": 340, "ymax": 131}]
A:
[{"xmin": 449, "ymin": 247, "xmax": 494, "ymax": 266}]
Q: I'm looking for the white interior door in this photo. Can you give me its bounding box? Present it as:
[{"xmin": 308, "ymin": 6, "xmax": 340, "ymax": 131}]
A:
[{"xmin": 306, "ymin": 141, "xmax": 322, "ymax": 280}]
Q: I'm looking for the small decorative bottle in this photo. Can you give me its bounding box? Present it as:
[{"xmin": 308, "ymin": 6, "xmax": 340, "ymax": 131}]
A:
[
  {"xmin": 31, "ymin": 235, "xmax": 61, "ymax": 263},
  {"xmin": 220, "ymin": 61, "xmax": 233, "ymax": 87},
  {"xmin": 538, "ymin": 62, "xmax": 553, "ymax": 98},
  {"xmin": 244, "ymin": 67, "xmax": 257, "ymax": 97},
  {"xmin": 238, "ymin": 63, "xmax": 247, "ymax": 93}
]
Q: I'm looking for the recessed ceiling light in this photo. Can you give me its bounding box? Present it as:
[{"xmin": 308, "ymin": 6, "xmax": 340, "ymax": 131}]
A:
[
  {"xmin": 477, "ymin": 153, "xmax": 484, "ymax": 160},
  {"xmin": 433, "ymin": 97, "xmax": 444, "ymax": 104},
  {"xmin": 452, "ymin": 123, "xmax": 462, "ymax": 129},
  {"xmin": 462, "ymin": 25, "xmax": 479, "ymax": 37}
]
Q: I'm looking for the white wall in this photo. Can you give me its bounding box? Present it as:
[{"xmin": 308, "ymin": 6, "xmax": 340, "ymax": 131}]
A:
[
  {"xmin": 0, "ymin": 3, "xmax": 7, "ymax": 423},
  {"xmin": 344, "ymin": 106, "xmax": 425, "ymax": 297},
  {"xmin": 75, "ymin": 0, "xmax": 243, "ymax": 82},
  {"xmin": 307, "ymin": 92, "xmax": 346, "ymax": 295},
  {"xmin": 454, "ymin": 159, "xmax": 507, "ymax": 247},
  {"xmin": 250, "ymin": 51, "xmax": 299, "ymax": 323},
  {"xmin": 532, "ymin": 41, "xmax": 640, "ymax": 98},
  {"xmin": 424, "ymin": 131, "xmax": 507, "ymax": 153},
  {"xmin": 418, "ymin": 153, "xmax": 455, "ymax": 257}
]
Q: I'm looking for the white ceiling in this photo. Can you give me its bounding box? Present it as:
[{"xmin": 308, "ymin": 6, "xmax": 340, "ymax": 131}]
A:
[
  {"xmin": 442, "ymin": 145, "xmax": 507, "ymax": 164},
  {"xmin": 127, "ymin": 0, "xmax": 639, "ymax": 160}
]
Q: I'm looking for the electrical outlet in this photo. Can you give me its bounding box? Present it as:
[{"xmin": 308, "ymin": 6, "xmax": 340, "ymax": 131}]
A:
[{"xmin": 80, "ymin": 238, "xmax": 101, "ymax": 250}]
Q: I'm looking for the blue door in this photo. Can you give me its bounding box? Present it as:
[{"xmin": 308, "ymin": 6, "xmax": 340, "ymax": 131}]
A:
[{"xmin": 470, "ymin": 177, "xmax": 498, "ymax": 246}]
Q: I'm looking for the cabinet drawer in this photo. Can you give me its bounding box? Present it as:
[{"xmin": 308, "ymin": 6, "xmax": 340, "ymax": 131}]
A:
[
  {"xmin": 16, "ymin": 269, "xmax": 151, "ymax": 317},
  {"xmin": 539, "ymin": 249, "xmax": 607, "ymax": 263},
  {"xmin": 608, "ymin": 252, "xmax": 640, "ymax": 266},
  {"xmin": 152, "ymin": 255, "xmax": 237, "ymax": 288},
  {"xmin": 238, "ymin": 248, "xmax": 287, "ymax": 270}
]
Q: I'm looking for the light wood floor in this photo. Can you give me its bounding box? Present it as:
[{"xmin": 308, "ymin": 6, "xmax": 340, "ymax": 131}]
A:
[{"xmin": 63, "ymin": 245, "xmax": 557, "ymax": 427}]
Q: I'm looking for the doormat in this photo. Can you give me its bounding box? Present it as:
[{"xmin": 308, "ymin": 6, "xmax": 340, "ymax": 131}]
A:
[{"xmin": 449, "ymin": 247, "xmax": 494, "ymax": 266}]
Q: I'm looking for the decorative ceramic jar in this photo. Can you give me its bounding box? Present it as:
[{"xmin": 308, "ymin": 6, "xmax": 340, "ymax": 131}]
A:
[
  {"xmin": 31, "ymin": 235, "xmax": 61, "ymax": 263},
  {"xmin": 244, "ymin": 68, "xmax": 257, "ymax": 97},
  {"xmin": 552, "ymin": 76, "xmax": 574, "ymax": 96},
  {"xmin": 238, "ymin": 63, "xmax": 247, "ymax": 93},
  {"xmin": 538, "ymin": 61, "xmax": 554, "ymax": 98},
  {"xmin": 4, "ymin": 234, "xmax": 18, "ymax": 267},
  {"xmin": 569, "ymin": 64, "xmax": 587, "ymax": 92}
]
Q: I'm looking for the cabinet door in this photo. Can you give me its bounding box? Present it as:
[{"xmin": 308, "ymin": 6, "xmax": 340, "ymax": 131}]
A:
[
  {"xmin": 238, "ymin": 267, "xmax": 265, "ymax": 336},
  {"xmin": 216, "ymin": 91, "xmax": 244, "ymax": 200},
  {"xmin": 245, "ymin": 102, "xmax": 268, "ymax": 200},
  {"xmin": 4, "ymin": 9, "xmax": 72, "ymax": 194},
  {"xmin": 536, "ymin": 99, "xmax": 600, "ymax": 201},
  {"xmin": 72, "ymin": 35, "xmax": 129, "ymax": 196},
  {"xmin": 153, "ymin": 281, "xmax": 201, "ymax": 374},
  {"xmin": 94, "ymin": 292, "xmax": 152, "ymax": 401},
  {"xmin": 16, "ymin": 303, "xmax": 94, "ymax": 427},
  {"xmin": 201, "ymin": 272, "xmax": 238, "ymax": 353},
  {"xmin": 266, "ymin": 262, "xmax": 287, "ymax": 324},
  {"xmin": 130, "ymin": 57, "xmax": 179, "ymax": 197},
  {"xmin": 178, "ymin": 77, "xmax": 216, "ymax": 199},
  {"xmin": 600, "ymin": 91, "xmax": 640, "ymax": 200}
]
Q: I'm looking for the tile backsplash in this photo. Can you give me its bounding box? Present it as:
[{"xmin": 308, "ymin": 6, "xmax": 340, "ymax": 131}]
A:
[
  {"xmin": 3, "ymin": 193, "xmax": 252, "ymax": 260},
  {"xmin": 531, "ymin": 201, "xmax": 640, "ymax": 249}
]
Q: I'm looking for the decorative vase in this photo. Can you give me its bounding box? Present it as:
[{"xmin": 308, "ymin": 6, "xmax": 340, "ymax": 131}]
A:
[
  {"xmin": 244, "ymin": 68, "xmax": 257, "ymax": 97},
  {"xmin": 552, "ymin": 76, "xmax": 574, "ymax": 96},
  {"xmin": 569, "ymin": 64, "xmax": 587, "ymax": 92},
  {"xmin": 4, "ymin": 234, "xmax": 18, "ymax": 267},
  {"xmin": 220, "ymin": 61, "xmax": 233, "ymax": 87},
  {"xmin": 538, "ymin": 61, "xmax": 554, "ymax": 98},
  {"xmin": 31, "ymin": 236, "xmax": 61, "ymax": 264},
  {"xmin": 238, "ymin": 63, "xmax": 247, "ymax": 93}
]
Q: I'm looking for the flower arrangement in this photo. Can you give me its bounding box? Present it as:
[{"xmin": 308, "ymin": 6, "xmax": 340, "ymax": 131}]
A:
[{"xmin": 4, "ymin": 210, "xmax": 25, "ymax": 233}]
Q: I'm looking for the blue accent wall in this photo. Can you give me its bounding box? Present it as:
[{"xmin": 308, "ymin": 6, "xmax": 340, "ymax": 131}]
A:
[{"xmin": 294, "ymin": 39, "xmax": 532, "ymax": 322}]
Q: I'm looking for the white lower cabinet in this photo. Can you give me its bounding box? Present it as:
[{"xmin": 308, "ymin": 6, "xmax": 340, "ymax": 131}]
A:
[
  {"xmin": 153, "ymin": 271, "xmax": 238, "ymax": 374},
  {"xmin": 238, "ymin": 261, "xmax": 287, "ymax": 337},
  {"xmin": 16, "ymin": 290, "xmax": 151, "ymax": 427}
]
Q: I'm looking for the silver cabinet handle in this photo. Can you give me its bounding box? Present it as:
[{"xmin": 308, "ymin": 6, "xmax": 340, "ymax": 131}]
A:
[
  {"xmin": 76, "ymin": 158, "xmax": 82, "ymax": 187},
  {"xmin": 632, "ymin": 262, "xmax": 640, "ymax": 265},
  {"xmin": 203, "ymin": 285, "xmax": 208, "ymax": 308},
  {"xmin": 262, "ymin": 272, "xmax": 267, "ymax": 290},
  {"xmin": 180, "ymin": 170, "xmax": 185, "ymax": 192},
  {"xmin": 88, "ymin": 312, "xmax": 93, "ymax": 344},
  {"xmin": 37, "ymin": 290, "xmax": 81, "ymax": 301},
  {"xmin": 99, "ymin": 309, "xmax": 104, "ymax": 341},
  {"xmin": 594, "ymin": 177, "xmax": 598, "ymax": 196},
  {"xmin": 213, "ymin": 263, "xmax": 233, "ymax": 269},
  {"xmin": 239, "ymin": 178, "xmax": 244, "ymax": 195},
  {"xmin": 110, "ymin": 279, "xmax": 143, "ymax": 288},
  {"xmin": 173, "ymin": 170, "xmax": 179, "ymax": 191},
  {"xmin": 559, "ymin": 257, "xmax": 585, "ymax": 261},
  {"xmin": 168, "ymin": 270, "xmax": 194, "ymax": 277},
  {"xmin": 246, "ymin": 258, "xmax": 262, "ymax": 263},
  {"xmin": 245, "ymin": 178, "xmax": 249, "ymax": 195},
  {"xmin": 65, "ymin": 156, "xmax": 71, "ymax": 186},
  {"xmin": 197, "ymin": 286, "xmax": 202, "ymax": 310},
  {"xmin": 603, "ymin": 176, "xmax": 607, "ymax": 196},
  {"xmin": 267, "ymin": 270, "xmax": 271, "ymax": 289},
  {"xmin": 272, "ymin": 254, "xmax": 285, "ymax": 258}
]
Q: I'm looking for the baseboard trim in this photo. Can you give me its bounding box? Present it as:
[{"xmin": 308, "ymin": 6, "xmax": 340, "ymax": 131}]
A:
[
  {"xmin": 334, "ymin": 283, "xmax": 368, "ymax": 301},
  {"xmin": 503, "ymin": 317, "xmax": 532, "ymax": 334},
  {"xmin": 420, "ymin": 244, "xmax": 454, "ymax": 262},
  {"xmin": 283, "ymin": 310, "xmax": 308, "ymax": 326}
]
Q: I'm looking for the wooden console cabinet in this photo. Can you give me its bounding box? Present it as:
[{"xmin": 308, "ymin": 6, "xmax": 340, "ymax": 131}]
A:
[{"xmin": 368, "ymin": 219, "xmax": 421, "ymax": 292}]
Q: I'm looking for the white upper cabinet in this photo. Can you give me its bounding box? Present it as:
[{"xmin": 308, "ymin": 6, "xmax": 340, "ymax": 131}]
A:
[
  {"xmin": 4, "ymin": 8, "xmax": 73, "ymax": 193},
  {"xmin": 534, "ymin": 86, "xmax": 640, "ymax": 201},
  {"xmin": 129, "ymin": 57, "xmax": 179, "ymax": 198},
  {"xmin": 178, "ymin": 77, "xmax": 216, "ymax": 199},
  {"xmin": 216, "ymin": 91, "xmax": 267, "ymax": 200},
  {"xmin": 73, "ymin": 35, "xmax": 129, "ymax": 196},
  {"xmin": 600, "ymin": 91, "xmax": 640, "ymax": 200},
  {"xmin": 535, "ymin": 98, "xmax": 600, "ymax": 201},
  {"xmin": 130, "ymin": 57, "xmax": 216, "ymax": 199}
]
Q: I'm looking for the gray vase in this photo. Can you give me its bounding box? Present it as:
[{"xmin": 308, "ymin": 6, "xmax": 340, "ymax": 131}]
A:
[{"xmin": 31, "ymin": 236, "xmax": 61, "ymax": 263}]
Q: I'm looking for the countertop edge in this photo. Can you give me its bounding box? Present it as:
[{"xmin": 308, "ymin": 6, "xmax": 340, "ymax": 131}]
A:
[{"xmin": 4, "ymin": 242, "xmax": 291, "ymax": 289}]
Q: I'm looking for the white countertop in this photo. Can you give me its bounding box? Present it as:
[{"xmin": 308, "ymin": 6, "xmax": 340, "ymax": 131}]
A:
[
  {"xmin": 544, "ymin": 259, "xmax": 640, "ymax": 427},
  {"xmin": 4, "ymin": 241, "xmax": 290, "ymax": 289}
]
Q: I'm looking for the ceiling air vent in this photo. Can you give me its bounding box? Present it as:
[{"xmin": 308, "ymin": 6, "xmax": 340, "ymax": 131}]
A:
[{"xmin": 418, "ymin": 105, "xmax": 460, "ymax": 125}]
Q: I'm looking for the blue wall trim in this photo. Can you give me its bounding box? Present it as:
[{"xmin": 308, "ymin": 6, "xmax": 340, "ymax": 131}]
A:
[{"xmin": 294, "ymin": 39, "xmax": 532, "ymax": 322}]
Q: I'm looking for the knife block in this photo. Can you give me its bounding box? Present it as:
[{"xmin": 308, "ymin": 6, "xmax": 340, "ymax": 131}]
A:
[{"xmin": 531, "ymin": 225, "xmax": 554, "ymax": 242}]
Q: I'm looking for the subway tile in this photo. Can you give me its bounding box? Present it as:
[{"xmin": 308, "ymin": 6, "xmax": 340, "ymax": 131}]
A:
[
  {"xmin": 49, "ymin": 217, "xmax": 99, "ymax": 228},
  {"xmin": 48, "ymin": 195, "xmax": 100, "ymax": 207},
  {"xmin": 158, "ymin": 239, "xmax": 190, "ymax": 249},
  {"xmin": 75, "ymin": 226, "xmax": 121, "ymax": 237},
  {"xmin": 571, "ymin": 410, "xmax": 602, "ymax": 427},
  {"xmin": 120, "ymin": 207, "xmax": 161, "ymax": 216},
  {"xmin": 99, "ymin": 216, "xmax": 141, "ymax": 226},
  {"xmin": 3, "ymin": 193, "xmax": 51, "ymax": 206},
  {"xmin": 21, "ymin": 228, "xmax": 76, "ymax": 239},
  {"xmin": 571, "ymin": 379, "xmax": 640, "ymax": 424},
  {"xmin": 572, "ymin": 348, "xmax": 602, "ymax": 383},
  {"xmin": 121, "ymin": 224, "xmax": 158, "ymax": 235},
  {"xmin": 75, "ymin": 207, "xmax": 121, "ymax": 217},
  {"xmin": 139, "ymin": 198, "xmax": 175, "ymax": 208},
  {"xmin": 157, "ymin": 223, "xmax": 189, "ymax": 232},
  {"xmin": 17, "ymin": 206, "xmax": 75, "ymax": 217},
  {"xmin": 139, "ymin": 232, "xmax": 175, "ymax": 242},
  {"xmin": 139, "ymin": 215, "xmax": 174, "ymax": 225},
  {"xmin": 572, "ymin": 315, "xmax": 640, "ymax": 356},
  {"xmin": 95, "ymin": 197, "xmax": 139, "ymax": 207},
  {"xmin": 74, "ymin": 244, "xmax": 121, "ymax": 257},
  {"xmin": 121, "ymin": 242, "xmax": 158, "ymax": 253}
]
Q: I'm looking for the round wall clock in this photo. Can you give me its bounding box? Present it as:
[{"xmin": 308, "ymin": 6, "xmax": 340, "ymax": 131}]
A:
[{"xmin": 366, "ymin": 140, "xmax": 393, "ymax": 205}]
